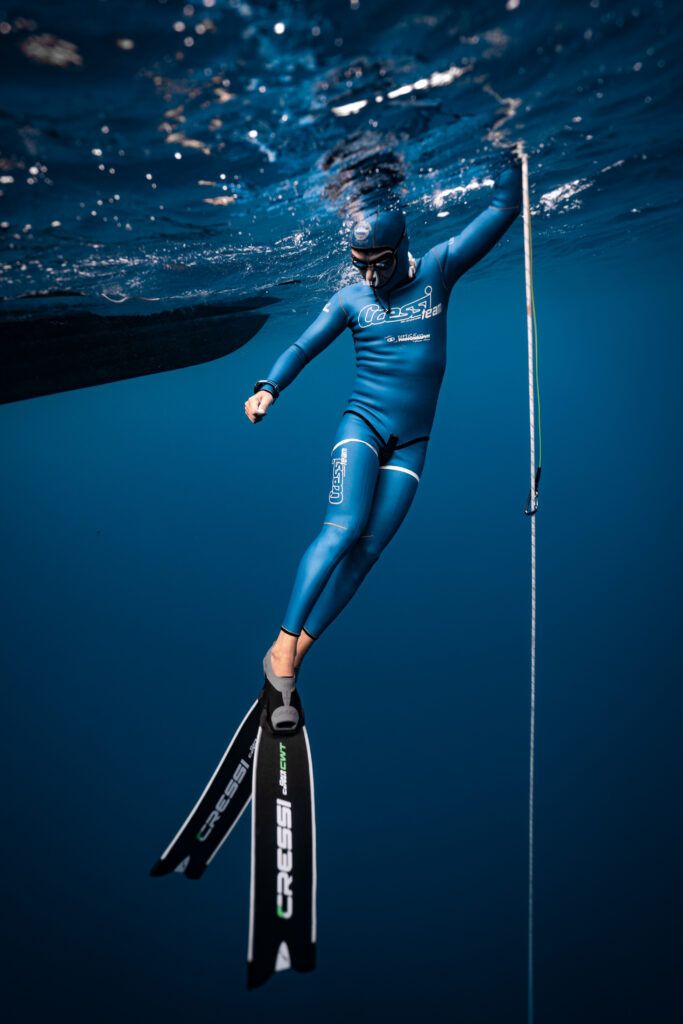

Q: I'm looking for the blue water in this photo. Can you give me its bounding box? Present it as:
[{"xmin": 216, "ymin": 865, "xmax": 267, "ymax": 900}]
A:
[{"xmin": 2, "ymin": 1, "xmax": 682, "ymax": 1021}]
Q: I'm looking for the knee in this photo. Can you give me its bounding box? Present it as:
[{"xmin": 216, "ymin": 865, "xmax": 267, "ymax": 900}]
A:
[
  {"xmin": 317, "ymin": 519, "xmax": 365, "ymax": 562},
  {"xmin": 351, "ymin": 533, "xmax": 384, "ymax": 571},
  {"xmin": 322, "ymin": 516, "xmax": 366, "ymax": 550}
]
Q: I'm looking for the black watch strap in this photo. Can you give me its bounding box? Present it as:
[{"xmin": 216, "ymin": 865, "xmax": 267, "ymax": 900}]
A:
[{"xmin": 253, "ymin": 379, "xmax": 280, "ymax": 400}]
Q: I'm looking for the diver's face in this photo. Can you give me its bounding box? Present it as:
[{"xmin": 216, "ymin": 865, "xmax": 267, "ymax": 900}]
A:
[{"xmin": 351, "ymin": 247, "xmax": 396, "ymax": 287}]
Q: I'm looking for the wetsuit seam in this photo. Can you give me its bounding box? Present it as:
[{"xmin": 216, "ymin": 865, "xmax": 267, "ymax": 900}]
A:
[
  {"xmin": 433, "ymin": 249, "xmax": 447, "ymax": 288},
  {"xmin": 337, "ymin": 292, "xmax": 350, "ymax": 322},
  {"xmin": 395, "ymin": 435, "xmax": 430, "ymax": 449},
  {"xmin": 292, "ymin": 342, "xmax": 309, "ymax": 365},
  {"xmin": 342, "ymin": 407, "xmax": 387, "ymax": 447},
  {"xmin": 343, "ymin": 407, "xmax": 430, "ymax": 450}
]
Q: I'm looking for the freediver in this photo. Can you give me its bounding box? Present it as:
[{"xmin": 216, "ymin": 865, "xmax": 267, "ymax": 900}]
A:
[{"xmin": 244, "ymin": 151, "xmax": 522, "ymax": 683}]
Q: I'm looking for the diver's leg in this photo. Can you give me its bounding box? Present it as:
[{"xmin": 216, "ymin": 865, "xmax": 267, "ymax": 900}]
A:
[
  {"xmin": 299, "ymin": 443, "xmax": 427, "ymax": 647},
  {"xmin": 270, "ymin": 416, "xmax": 381, "ymax": 676},
  {"xmin": 293, "ymin": 628, "xmax": 315, "ymax": 670}
]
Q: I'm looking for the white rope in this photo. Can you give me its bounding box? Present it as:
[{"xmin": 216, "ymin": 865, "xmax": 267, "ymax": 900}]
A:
[{"xmin": 521, "ymin": 151, "xmax": 537, "ymax": 1024}]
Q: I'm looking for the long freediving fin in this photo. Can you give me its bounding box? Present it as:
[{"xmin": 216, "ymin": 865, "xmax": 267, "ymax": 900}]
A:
[
  {"xmin": 150, "ymin": 699, "xmax": 261, "ymax": 880},
  {"xmin": 247, "ymin": 678, "xmax": 317, "ymax": 989}
]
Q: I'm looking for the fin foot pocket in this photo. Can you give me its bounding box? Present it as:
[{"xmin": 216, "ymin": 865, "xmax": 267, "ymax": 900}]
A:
[{"xmin": 259, "ymin": 678, "xmax": 304, "ymax": 735}]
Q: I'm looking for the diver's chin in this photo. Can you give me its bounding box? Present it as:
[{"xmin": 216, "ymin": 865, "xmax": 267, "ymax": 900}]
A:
[{"xmin": 372, "ymin": 272, "xmax": 393, "ymax": 289}]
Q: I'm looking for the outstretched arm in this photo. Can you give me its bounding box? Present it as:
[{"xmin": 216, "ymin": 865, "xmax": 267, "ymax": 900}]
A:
[
  {"xmin": 257, "ymin": 292, "xmax": 349, "ymax": 399},
  {"xmin": 430, "ymin": 156, "xmax": 522, "ymax": 291},
  {"xmin": 244, "ymin": 291, "xmax": 349, "ymax": 421}
]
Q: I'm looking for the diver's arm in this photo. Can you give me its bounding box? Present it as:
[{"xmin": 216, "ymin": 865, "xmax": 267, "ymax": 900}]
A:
[
  {"xmin": 244, "ymin": 292, "xmax": 349, "ymax": 421},
  {"xmin": 431, "ymin": 157, "xmax": 522, "ymax": 290}
]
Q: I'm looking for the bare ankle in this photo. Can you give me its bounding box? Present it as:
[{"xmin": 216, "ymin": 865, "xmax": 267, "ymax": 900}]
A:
[
  {"xmin": 270, "ymin": 631, "xmax": 298, "ymax": 676},
  {"xmin": 294, "ymin": 632, "xmax": 315, "ymax": 669}
]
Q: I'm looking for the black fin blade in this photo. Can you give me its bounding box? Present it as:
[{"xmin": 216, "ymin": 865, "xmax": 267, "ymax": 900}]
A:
[
  {"xmin": 149, "ymin": 857, "xmax": 175, "ymax": 878},
  {"xmin": 247, "ymin": 723, "xmax": 316, "ymax": 989},
  {"xmin": 150, "ymin": 700, "xmax": 261, "ymax": 879}
]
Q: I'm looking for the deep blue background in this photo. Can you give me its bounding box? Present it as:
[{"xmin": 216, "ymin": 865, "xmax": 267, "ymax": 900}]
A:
[
  {"xmin": 2, "ymin": 0, "xmax": 683, "ymax": 1020},
  {"xmin": 3, "ymin": 233, "xmax": 682, "ymax": 1022}
]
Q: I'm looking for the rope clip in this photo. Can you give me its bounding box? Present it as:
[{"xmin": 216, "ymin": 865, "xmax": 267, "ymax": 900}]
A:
[
  {"xmin": 524, "ymin": 490, "xmax": 539, "ymax": 516},
  {"xmin": 523, "ymin": 467, "xmax": 542, "ymax": 517}
]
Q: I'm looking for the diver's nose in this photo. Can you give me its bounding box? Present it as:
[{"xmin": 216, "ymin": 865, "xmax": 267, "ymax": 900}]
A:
[{"xmin": 365, "ymin": 268, "xmax": 375, "ymax": 285}]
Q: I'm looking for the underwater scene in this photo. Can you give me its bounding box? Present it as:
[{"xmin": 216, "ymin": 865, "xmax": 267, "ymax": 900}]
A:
[{"xmin": 1, "ymin": 0, "xmax": 681, "ymax": 1020}]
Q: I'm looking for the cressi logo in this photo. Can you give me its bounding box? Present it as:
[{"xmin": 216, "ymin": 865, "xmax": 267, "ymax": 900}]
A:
[
  {"xmin": 276, "ymin": 797, "xmax": 294, "ymax": 920},
  {"xmin": 358, "ymin": 285, "xmax": 442, "ymax": 329},
  {"xmin": 328, "ymin": 447, "xmax": 348, "ymax": 505},
  {"xmin": 276, "ymin": 744, "xmax": 294, "ymax": 919},
  {"xmin": 195, "ymin": 750, "xmax": 254, "ymax": 842}
]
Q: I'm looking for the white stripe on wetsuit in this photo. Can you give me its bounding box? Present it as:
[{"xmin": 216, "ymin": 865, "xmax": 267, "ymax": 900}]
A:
[
  {"xmin": 330, "ymin": 437, "xmax": 420, "ymax": 481},
  {"xmin": 331, "ymin": 437, "xmax": 379, "ymax": 457},
  {"xmin": 380, "ymin": 464, "xmax": 420, "ymax": 483}
]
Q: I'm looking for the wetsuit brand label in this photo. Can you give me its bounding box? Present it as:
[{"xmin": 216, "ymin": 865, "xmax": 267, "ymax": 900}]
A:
[
  {"xmin": 276, "ymin": 797, "xmax": 294, "ymax": 920},
  {"xmin": 328, "ymin": 446, "xmax": 348, "ymax": 505},
  {"xmin": 195, "ymin": 746, "xmax": 256, "ymax": 842},
  {"xmin": 357, "ymin": 285, "xmax": 442, "ymax": 329},
  {"xmin": 387, "ymin": 332, "xmax": 431, "ymax": 343},
  {"xmin": 354, "ymin": 220, "xmax": 371, "ymax": 241}
]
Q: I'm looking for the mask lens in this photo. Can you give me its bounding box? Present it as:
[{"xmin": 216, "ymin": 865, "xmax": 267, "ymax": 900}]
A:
[{"xmin": 352, "ymin": 252, "xmax": 395, "ymax": 273}]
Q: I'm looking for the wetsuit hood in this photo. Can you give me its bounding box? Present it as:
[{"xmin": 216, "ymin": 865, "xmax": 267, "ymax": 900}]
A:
[{"xmin": 350, "ymin": 210, "xmax": 411, "ymax": 296}]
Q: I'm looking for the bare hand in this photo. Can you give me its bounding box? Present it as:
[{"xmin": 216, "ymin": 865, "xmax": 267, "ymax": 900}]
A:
[{"xmin": 244, "ymin": 390, "xmax": 274, "ymax": 423}]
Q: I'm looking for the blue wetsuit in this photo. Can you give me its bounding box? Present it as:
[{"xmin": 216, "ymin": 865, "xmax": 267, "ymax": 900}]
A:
[{"xmin": 259, "ymin": 161, "xmax": 521, "ymax": 639}]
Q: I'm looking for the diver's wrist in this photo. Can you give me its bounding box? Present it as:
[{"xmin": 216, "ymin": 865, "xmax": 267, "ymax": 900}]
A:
[{"xmin": 254, "ymin": 379, "xmax": 280, "ymax": 401}]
